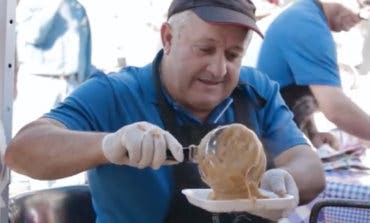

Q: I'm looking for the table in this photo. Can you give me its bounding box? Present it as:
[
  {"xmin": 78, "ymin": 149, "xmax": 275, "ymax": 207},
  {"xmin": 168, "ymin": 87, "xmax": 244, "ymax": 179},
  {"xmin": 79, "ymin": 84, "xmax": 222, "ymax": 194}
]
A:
[
  {"xmin": 279, "ymin": 130, "xmax": 370, "ymax": 223},
  {"xmin": 280, "ymin": 168, "xmax": 370, "ymax": 223}
]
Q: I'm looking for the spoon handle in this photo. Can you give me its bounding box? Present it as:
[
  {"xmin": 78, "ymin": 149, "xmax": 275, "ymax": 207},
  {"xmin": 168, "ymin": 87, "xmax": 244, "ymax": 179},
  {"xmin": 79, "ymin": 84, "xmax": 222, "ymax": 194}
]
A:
[{"xmin": 166, "ymin": 146, "xmax": 198, "ymax": 163}]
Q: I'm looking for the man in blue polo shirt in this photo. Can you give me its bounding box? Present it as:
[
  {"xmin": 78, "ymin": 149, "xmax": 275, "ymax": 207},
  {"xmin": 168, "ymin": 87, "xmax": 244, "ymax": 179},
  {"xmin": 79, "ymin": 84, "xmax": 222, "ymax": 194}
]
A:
[
  {"xmin": 6, "ymin": 0, "xmax": 325, "ymax": 222},
  {"xmin": 257, "ymin": 0, "xmax": 370, "ymax": 149}
]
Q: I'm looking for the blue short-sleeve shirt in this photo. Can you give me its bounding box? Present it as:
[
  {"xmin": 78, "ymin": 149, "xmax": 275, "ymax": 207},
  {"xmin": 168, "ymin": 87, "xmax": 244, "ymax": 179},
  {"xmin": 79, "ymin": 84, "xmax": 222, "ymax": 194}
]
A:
[
  {"xmin": 45, "ymin": 51, "xmax": 307, "ymax": 223},
  {"xmin": 257, "ymin": 0, "xmax": 341, "ymax": 88}
]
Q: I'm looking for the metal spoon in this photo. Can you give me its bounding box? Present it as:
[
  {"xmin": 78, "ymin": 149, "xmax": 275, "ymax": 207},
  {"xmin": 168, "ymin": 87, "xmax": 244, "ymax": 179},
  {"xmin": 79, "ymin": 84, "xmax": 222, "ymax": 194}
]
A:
[
  {"xmin": 166, "ymin": 145, "xmax": 198, "ymax": 163},
  {"xmin": 165, "ymin": 126, "xmax": 227, "ymax": 163}
]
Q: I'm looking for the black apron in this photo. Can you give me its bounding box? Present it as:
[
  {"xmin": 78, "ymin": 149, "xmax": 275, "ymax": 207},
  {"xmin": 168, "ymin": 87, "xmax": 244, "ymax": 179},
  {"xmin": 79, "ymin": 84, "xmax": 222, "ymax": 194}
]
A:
[{"xmin": 152, "ymin": 54, "xmax": 274, "ymax": 223}]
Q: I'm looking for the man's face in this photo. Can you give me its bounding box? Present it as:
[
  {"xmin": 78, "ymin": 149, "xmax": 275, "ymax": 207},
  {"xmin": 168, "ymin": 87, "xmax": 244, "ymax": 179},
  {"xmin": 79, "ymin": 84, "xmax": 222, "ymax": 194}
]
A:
[{"xmin": 161, "ymin": 14, "xmax": 250, "ymax": 118}]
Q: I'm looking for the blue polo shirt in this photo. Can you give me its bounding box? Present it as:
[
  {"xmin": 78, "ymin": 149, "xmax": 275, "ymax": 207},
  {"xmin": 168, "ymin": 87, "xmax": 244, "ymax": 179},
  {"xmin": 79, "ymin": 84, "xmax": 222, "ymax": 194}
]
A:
[
  {"xmin": 45, "ymin": 51, "xmax": 307, "ymax": 223},
  {"xmin": 257, "ymin": 0, "xmax": 341, "ymax": 88}
]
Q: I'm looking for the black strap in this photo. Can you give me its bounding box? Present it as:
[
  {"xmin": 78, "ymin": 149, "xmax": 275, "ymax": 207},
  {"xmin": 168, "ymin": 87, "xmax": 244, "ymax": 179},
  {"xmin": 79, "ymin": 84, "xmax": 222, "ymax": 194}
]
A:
[{"xmin": 233, "ymin": 84, "xmax": 252, "ymax": 128}]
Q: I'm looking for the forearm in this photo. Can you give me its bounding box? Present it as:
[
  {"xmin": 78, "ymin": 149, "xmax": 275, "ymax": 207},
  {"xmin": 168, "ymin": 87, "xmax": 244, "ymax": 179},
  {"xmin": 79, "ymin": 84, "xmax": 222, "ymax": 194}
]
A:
[
  {"xmin": 5, "ymin": 118, "xmax": 108, "ymax": 180},
  {"xmin": 274, "ymin": 145, "xmax": 325, "ymax": 205},
  {"xmin": 325, "ymin": 99, "xmax": 370, "ymax": 140},
  {"xmin": 301, "ymin": 117, "xmax": 318, "ymax": 141},
  {"xmin": 311, "ymin": 85, "xmax": 370, "ymax": 140}
]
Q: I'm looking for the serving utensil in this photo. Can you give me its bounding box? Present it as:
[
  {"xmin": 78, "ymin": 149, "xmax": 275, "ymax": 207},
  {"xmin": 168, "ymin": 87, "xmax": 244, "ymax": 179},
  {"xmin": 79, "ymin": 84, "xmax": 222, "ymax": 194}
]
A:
[{"xmin": 166, "ymin": 126, "xmax": 227, "ymax": 163}]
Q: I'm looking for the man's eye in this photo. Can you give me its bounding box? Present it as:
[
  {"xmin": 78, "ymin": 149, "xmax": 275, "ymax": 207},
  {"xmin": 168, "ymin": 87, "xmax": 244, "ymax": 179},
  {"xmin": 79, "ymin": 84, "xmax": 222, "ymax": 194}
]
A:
[
  {"xmin": 199, "ymin": 47, "xmax": 213, "ymax": 53},
  {"xmin": 226, "ymin": 52, "xmax": 241, "ymax": 61}
]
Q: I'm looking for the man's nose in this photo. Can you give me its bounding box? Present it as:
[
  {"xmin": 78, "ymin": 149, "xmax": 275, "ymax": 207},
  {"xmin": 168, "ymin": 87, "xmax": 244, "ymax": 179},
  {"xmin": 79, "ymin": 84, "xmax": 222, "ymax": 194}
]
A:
[{"xmin": 207, "ymin": 54, "xmax": 227, "ymax": 78}]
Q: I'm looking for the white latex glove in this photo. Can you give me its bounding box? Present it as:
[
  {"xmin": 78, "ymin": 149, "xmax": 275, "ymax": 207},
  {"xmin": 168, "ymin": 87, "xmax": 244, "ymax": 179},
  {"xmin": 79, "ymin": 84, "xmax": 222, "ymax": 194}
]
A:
[
  {"xmin": 248, "ymin": 168, "xmax": 299, "ymax": 221},
  {"xmin": 102, "ymin": 122, "xmax": 183, "ymax": 169}
]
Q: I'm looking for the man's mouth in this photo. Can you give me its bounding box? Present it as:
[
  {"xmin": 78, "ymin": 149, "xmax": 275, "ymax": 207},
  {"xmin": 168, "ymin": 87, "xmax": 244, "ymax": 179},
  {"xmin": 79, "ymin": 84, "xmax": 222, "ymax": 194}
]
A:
[{"xmin": 198, "ymin": 78, "xmax": 222, "ymax": 85}]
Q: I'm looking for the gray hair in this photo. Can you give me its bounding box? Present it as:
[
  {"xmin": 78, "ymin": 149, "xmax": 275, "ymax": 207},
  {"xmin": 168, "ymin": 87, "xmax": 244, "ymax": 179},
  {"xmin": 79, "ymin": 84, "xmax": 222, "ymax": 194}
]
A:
[{"xmin": 167, "ymin": 10, "xmax": 196, "ymax": 38}]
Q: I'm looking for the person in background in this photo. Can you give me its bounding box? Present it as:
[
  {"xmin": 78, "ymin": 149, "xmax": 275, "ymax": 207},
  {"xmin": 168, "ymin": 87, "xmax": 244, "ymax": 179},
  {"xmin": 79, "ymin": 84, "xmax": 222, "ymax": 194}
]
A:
[
  {"xmin": 11, "ymin": 0, "xmax": 92, "ymax": 193},
  {"xmin": 257, "ymin": 0, "xmax": 370, "ymax": 150},
  {"xmin": 5, "ymin": 0, "xmax": 325, "ymax": 222},
  {"xmin": 14, "ymin": 0, "xmax": 93, "ymax": 134}
]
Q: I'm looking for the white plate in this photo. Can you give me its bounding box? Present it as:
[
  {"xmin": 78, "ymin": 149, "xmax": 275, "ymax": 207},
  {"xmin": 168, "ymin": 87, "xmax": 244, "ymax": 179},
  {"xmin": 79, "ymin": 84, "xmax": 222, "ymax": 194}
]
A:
[{"xmin": 181, "ymin": 188, "xmax": 296, "ymax": 213}]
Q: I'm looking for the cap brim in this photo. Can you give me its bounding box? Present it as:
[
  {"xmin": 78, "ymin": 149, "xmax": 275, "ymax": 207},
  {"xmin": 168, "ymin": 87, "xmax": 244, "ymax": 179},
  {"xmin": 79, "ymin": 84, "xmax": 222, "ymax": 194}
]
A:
[{"xmin": 192, "ymin": 6, "xmax": 263, "ymax": 38}]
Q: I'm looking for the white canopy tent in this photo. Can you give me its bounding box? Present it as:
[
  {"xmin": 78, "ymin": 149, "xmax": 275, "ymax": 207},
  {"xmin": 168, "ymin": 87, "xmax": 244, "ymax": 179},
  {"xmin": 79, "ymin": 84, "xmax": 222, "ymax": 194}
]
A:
[{"xmin": 0, "ymin": 0, "xmax": 16, "ymax": 221}]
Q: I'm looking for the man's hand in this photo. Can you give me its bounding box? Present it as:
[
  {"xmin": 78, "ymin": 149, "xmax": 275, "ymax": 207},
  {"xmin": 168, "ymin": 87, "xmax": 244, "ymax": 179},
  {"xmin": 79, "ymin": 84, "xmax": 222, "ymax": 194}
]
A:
[
  {"xmin": 102, "ymin": 122, "xmax": 183, "ymax": 169},
  {"xmin": 248, "ymin": 169, "xmax": 299, "ymax": 221},
  {"xmin": 311, "ymin": 132, "xmax": 339, "ymax": 150}
]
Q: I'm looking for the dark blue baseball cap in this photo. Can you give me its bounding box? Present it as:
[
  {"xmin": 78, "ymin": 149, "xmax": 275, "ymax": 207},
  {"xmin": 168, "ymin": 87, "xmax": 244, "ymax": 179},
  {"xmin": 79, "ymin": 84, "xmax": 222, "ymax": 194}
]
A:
[{"xmin": 167, "ymin": 0, "xmax": 263, "ymax": 37}]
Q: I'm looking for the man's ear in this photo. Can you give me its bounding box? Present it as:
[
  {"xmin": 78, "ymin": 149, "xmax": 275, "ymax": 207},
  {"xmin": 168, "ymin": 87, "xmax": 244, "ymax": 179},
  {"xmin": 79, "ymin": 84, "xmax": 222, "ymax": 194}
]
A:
[{"xmin": 160, "ymin": 22, "xmax": 172, "ymax": 54}]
